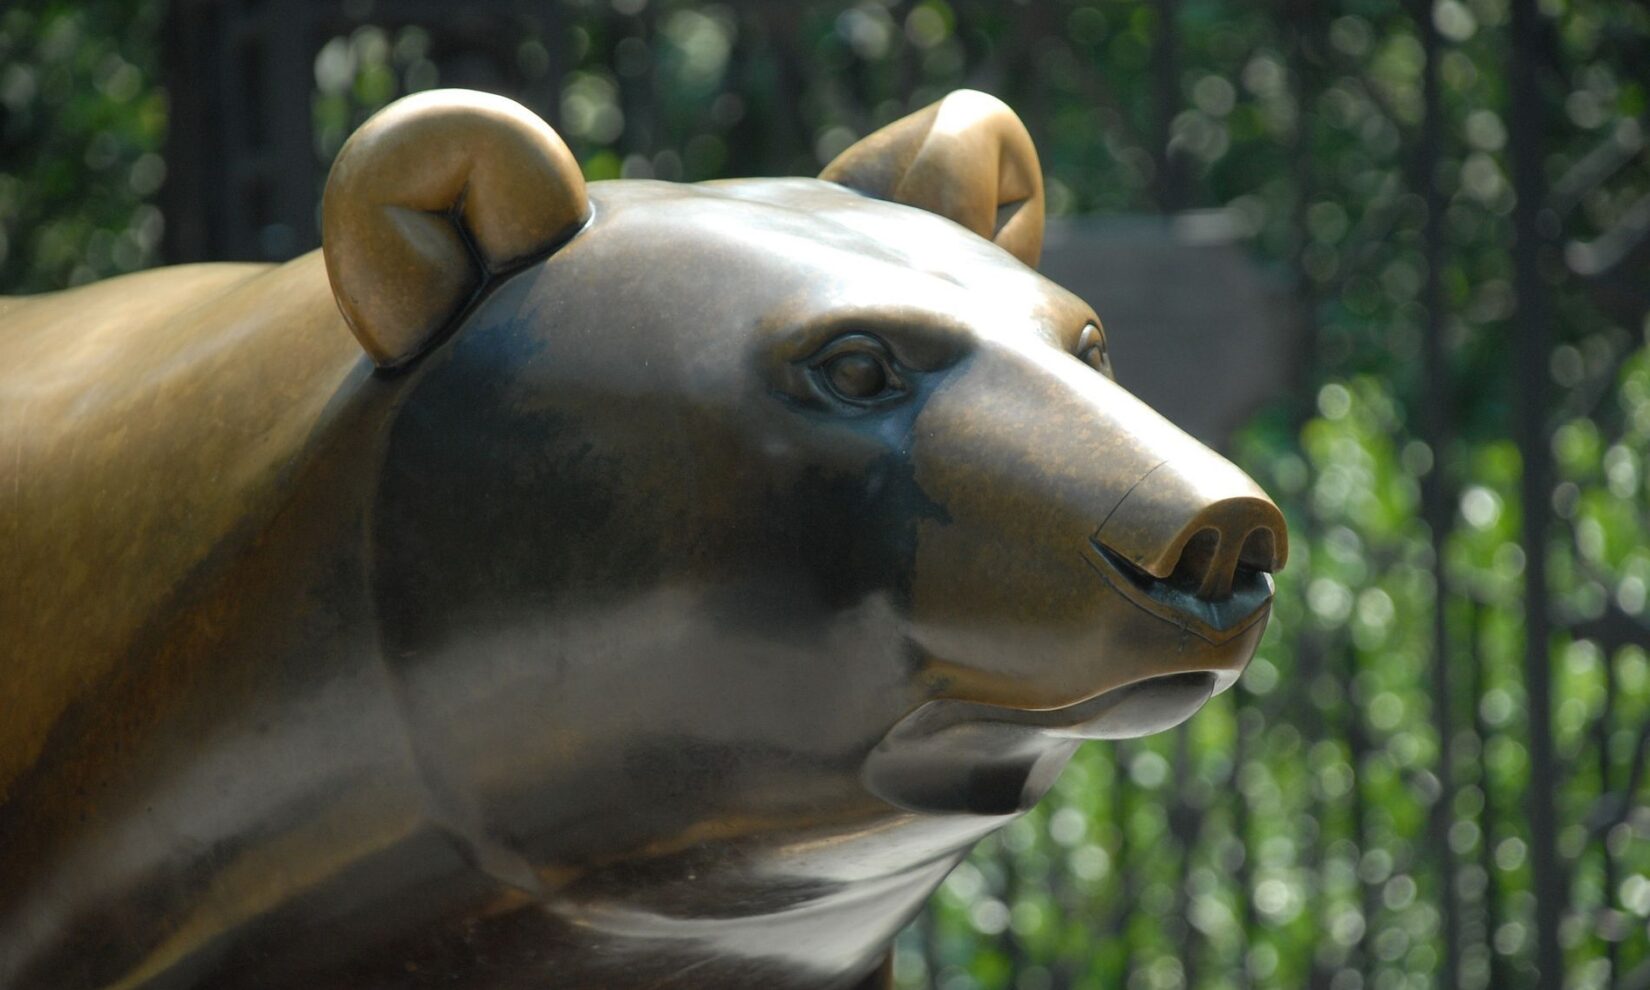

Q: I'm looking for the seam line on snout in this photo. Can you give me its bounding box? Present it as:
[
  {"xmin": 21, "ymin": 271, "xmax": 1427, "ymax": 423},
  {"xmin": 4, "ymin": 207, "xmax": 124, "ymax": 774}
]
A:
[{"xmin": 1091, "ymin": 458, "xmax": 1168, "ymax": 540}]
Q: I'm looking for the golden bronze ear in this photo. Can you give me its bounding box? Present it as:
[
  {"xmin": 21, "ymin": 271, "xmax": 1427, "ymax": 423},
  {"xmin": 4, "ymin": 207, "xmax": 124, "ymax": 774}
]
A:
[
  {"xmin": 820, "ymin": 90, "xmax": 1045, "ymax": 267},
  {"xmin": 322, "ymin": 89, "xmax": 589, "ymax": 368}
]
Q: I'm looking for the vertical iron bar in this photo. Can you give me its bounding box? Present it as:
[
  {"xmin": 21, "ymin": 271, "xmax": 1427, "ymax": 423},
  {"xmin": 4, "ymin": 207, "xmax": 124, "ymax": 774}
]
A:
[
  {"xmin": 160, "ymin": 0, "xmax": 213, "ymax": 263},
  {"xmin": 1508, "ymin": 0, "xmax": 1563, "ymax": 984},
  {"xmin": 1111, "ymin": 741, "xmax": 1138, "ymax": 989},
  {"xmin": 1282, "ymin": 1, "xmax": 1335, "ymax": 983},
  {"xmin": 1414, "ymin": 0, "xmax": 1462, "ymax": 984},
  {"xmin": 1150, "ymin": 0, "xmax": 1184, "ymax": 213},
  {"xmin": 1169, "ymin": 723, "xmax": 1199, "ymax": 989},
  {"xmin": 1231, "ymin": 702, "xmax": 1256, "ymax": 990},
  {"xmin": 1149, "ymin": 1, "xmax": 1201, "ymax": 981},
  {"xmin": 1596, "ymin": 642, "xmax": 1617, "ymax": 979},
  {"xmin": 1345, "ymin": 633, "xmax": 1376, "ymax": 979},
  {"xmin": 1468, "ymin": 599, "xmax": 1507, "ymax": 990}
]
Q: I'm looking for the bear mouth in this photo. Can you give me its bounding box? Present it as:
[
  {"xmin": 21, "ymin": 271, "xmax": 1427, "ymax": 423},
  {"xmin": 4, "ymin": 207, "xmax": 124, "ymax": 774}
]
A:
[
  {"xmin": 1084, "ymin": 539, "xmax": 1274, "ymax": 644},
  {"xmin": 861, "ymin": 671, "xmax": 1216, "ymax": 816}
]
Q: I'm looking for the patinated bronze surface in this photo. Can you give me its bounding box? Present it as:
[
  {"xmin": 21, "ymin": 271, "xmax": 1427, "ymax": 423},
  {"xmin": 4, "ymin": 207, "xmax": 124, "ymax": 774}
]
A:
[{"xmin": 0, "ymin": 89, "xmax": 1286, "ymax": 989}]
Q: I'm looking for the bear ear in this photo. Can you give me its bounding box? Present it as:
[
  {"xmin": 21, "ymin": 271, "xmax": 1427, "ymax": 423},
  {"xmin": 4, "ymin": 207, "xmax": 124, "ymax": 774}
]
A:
[
  {"xmin": 322, "ymin": 89, "xmax": 589, "ymax": 368},
  {"xmin": 819, "ymin": 90, "xmax": 1044, "ymax": 267}
]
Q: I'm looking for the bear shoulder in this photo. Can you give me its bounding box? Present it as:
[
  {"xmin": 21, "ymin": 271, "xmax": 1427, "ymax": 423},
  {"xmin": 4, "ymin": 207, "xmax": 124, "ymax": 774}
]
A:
[{"xmin": 0, "ymin": 251, "xmax": 367, "ymax": 804}]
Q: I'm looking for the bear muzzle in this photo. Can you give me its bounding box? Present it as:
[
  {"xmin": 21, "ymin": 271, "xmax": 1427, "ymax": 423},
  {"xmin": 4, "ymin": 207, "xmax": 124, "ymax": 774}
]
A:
[{"xmin": 873, "ymin": 411, "xmax": 1289, "ymax": 817}]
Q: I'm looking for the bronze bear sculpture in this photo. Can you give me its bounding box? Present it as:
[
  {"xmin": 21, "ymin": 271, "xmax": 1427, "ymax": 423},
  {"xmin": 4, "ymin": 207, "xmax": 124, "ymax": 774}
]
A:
[{"xmin": 0, "ymin": 89, "xmax": 1286, "ymax": 989}]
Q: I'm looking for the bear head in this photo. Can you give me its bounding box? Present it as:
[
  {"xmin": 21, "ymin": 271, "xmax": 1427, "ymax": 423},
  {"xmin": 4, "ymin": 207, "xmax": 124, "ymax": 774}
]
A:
[{"xmin": 318, "ymin": 88, "xmax": 1286, "ymax": 960}]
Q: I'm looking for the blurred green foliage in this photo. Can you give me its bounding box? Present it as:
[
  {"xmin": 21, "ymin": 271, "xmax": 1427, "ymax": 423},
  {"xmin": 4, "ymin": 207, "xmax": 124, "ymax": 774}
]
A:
[
  {"xmin": 0, "ymin": 1, "xmax": 164, "ymax": 292},
  {"xmin": 3, "ymin": 1, "xmax": 1650, "ymax": 988}
]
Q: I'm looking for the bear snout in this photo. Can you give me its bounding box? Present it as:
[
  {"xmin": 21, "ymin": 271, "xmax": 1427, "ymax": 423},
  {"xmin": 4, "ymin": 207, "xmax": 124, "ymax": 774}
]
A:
[{"xmin": 1087, "ymin": 453, "xmax": 1287, "ymax": 647}]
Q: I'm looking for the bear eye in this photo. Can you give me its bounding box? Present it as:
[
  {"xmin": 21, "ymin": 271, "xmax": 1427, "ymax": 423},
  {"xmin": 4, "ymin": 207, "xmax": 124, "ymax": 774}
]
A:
[
  {"xmin": 809, "ymin": 333, "xmax": 906, "ymax": 406},
  {"xmin": 1076, "ymin": 322, "xmax": 1111, "ymax": 378},
  {"xmin": 826, "ymin": 351, "xmax": 889, "ymax": 399}
]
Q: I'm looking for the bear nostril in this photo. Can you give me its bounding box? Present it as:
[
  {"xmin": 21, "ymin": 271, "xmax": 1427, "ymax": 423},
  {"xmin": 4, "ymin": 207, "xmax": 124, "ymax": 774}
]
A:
[
  {"xmin": 1239, "ymin": 528, "xmax": 1278, "ymax": 573},
  {"xmin": 1167, "ymin": 528, "xmax": 1224, "ymax": 599},
  {"xmin": 1164, "ymin": 516, "xmax": 1284, "ymax": 603}
]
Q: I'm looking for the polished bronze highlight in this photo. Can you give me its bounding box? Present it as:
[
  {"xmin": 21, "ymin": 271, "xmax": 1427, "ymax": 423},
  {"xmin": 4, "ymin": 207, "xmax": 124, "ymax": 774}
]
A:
[
  {"xmin": 323, "ymin": 88, "xmax": 590, "ymax": 367},
  {"xmin": 821, "ymin": 89, "xmax": 1045, "ymax": 266}
]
